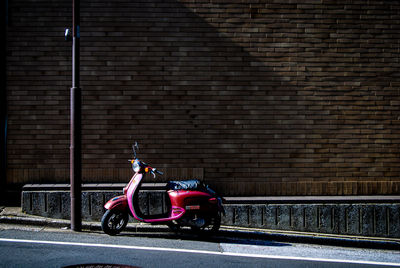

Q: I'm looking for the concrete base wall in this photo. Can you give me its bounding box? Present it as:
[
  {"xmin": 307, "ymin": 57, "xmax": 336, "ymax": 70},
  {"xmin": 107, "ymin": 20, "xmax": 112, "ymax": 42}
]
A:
[
  {"xmin": 221, "ymin": 204, "xmax": 400, "ymax": 238},
  {"xmin": 21, "ymin": 189, "xmax": 400, "ymax": 238}
]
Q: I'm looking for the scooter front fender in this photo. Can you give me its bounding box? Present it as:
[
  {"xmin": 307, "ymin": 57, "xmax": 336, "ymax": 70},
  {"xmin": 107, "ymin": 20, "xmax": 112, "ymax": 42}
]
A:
[{"xmin": 104, "ymin": 195, "xmax": 128, "ymax": 211}]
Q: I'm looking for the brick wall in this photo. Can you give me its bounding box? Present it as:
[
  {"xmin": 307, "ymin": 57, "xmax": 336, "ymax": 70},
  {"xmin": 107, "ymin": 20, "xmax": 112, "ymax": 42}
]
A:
[{"xmin": 6, "ymin": 0, "xmax": 400, "ymax": 196}]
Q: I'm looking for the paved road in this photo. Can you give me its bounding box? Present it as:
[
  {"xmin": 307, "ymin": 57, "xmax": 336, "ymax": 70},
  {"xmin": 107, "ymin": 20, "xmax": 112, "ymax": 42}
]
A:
[{"xmin": 0, "ymin": 225, "xmax": 399, "ymax": 268}]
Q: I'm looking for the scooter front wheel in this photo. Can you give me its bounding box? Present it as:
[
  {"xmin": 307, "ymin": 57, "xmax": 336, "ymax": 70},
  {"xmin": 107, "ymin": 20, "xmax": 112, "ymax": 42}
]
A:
[{"xmin": 101, "ymin": 209, "xmax": 129, "ymax": 236}]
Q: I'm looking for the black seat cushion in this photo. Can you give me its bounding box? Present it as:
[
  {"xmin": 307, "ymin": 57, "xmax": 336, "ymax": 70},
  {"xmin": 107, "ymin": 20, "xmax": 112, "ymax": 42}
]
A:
[
  {"xmin": 166, "ymin": 180, "xmax": 217, "ymax": 196},
  {"xmin": 167, "ymin": 180, "xmax": 201, "ymax": 190}
]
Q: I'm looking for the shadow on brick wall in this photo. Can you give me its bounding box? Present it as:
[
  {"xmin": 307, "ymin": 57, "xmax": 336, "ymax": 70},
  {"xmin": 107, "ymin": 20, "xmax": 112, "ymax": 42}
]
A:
[{"xmin": 6, "ymin": 0, "xmax": 400, "ymax": 196}]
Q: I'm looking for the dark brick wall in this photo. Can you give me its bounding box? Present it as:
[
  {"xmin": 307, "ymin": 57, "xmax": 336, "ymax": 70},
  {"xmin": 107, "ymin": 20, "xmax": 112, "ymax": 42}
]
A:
[{"xmin": 6, "ymin": 0, "xmax": 400, "ymax": 196}]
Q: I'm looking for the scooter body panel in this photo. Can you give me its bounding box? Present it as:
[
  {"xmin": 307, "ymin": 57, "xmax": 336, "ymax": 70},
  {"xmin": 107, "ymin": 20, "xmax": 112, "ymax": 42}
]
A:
[
  {"xmin": 168, "ymin": 190, "xmax": 218, "ymax": 214},
  {"xmin": 125, "ymin": 172, "xmax": 184, "ymax": 223},
  {"xmin": 104, "ymin": 195, "xmax": 128, "ymax": 211},
  {"xmin": 126, "ymin": 173, "xmax": 144, "ymax": 221}
]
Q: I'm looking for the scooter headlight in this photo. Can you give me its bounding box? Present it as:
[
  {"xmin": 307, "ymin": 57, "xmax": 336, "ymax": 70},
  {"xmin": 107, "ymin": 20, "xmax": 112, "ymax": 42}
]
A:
[{"xmin": 132, "ymin": 159, "xmax": 141, "ymax": 173}]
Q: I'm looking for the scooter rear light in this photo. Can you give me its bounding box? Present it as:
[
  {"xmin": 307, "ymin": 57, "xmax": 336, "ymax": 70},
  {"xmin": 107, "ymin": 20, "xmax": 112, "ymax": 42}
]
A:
[{"xmin": 208, "ymin": 197, "xmax": 217, "ymax": 204}]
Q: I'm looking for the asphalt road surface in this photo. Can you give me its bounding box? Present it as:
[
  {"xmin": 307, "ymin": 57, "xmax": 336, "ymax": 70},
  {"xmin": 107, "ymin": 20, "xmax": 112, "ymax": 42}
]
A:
[{"xmin": 0, "ymin": 225, "xmax": 399, "ymax": 268}]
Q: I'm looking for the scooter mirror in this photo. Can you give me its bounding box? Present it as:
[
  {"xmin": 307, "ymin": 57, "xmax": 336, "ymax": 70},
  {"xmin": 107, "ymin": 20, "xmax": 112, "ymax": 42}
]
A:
[{"xmin": 133, "ymin": 141, "xmax": 139, "ymax": 158}]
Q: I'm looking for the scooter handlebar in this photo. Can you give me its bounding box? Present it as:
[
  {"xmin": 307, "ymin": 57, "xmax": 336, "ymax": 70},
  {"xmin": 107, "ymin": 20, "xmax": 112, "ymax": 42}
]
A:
[{"xmin": 153, "ymin": 169, "xmax": 163, "ymax": 175}]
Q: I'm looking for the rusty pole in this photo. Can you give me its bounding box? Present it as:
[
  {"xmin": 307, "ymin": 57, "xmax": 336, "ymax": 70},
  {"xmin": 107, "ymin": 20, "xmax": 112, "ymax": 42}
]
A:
[{"xmin": 70, "ymin": 0, "xmax": 81, "ymax": 231}]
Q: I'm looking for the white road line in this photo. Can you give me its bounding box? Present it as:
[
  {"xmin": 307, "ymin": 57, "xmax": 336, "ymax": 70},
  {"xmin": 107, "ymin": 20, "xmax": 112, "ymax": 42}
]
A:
[{"xmin": 0, "ymin": 237, "xmax": 399, "ymax": 267}]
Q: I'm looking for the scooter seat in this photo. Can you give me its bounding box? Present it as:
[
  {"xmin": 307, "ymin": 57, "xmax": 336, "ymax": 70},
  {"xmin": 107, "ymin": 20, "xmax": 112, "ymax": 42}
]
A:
[
  {"xmin": 167, "ymin": 180, "xmax": 201, "ymax": 190},
  {"xmin": 167, "ymin": 180, "xmax": 217, "ymax": 196}
]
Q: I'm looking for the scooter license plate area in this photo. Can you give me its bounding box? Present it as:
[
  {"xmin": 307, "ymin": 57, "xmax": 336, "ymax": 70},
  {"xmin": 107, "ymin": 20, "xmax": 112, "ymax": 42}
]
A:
[{"xmin": 185, "ymin": 205, "xmax": 201, "ymax": 210}]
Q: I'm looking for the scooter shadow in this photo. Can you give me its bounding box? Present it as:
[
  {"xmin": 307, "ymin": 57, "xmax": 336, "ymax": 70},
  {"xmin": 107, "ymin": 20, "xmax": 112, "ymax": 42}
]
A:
[{"xmin": 116, "ymin": 226, "xmax": 291, "ymax": 248}]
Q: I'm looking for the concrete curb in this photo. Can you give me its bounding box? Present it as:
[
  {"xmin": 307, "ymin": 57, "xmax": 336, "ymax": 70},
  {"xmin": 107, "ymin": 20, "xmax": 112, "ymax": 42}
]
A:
[
  {"xmin": 219, "ymin": 226, "xmax": 400, "ymax": 251},
  {"xmin": 1, "ymin": 210, "xmax": 399, "ymax": 251}
]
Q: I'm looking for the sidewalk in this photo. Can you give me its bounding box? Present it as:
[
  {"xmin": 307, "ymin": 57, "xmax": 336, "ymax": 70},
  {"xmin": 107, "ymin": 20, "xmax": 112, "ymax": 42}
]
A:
[{"xmin": 1, "ymin": 206, "xmax": 399, "ymax": 250}]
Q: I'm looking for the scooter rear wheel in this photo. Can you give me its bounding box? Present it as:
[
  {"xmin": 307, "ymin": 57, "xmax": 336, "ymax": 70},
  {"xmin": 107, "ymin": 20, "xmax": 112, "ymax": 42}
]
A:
[
  {"xmin": 167, "ymin": 222, "xmax": 181, "ymax": 233},
  {"xmin": 191, "ymin": 212, "xmax": 221, "ymax": 234},
  {"xmin": 101, "ymin": 209, "xmax": 129, "ymax": 236},
  {"xmin": 209, "ymin": 212, "xmax": 221, "ymax": 233}
]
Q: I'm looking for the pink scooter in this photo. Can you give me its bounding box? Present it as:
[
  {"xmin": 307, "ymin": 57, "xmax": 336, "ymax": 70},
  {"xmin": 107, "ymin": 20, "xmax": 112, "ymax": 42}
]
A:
[{"xmin": 101, "ymin": 142, "xmax": 224, "ymax": 235}]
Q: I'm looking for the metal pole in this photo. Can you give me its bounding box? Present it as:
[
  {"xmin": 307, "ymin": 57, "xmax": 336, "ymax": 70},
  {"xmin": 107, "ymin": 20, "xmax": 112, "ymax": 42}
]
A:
[
  {"xmin": 70, "ymin": 0, "xmax": 81, "ymax": 231},
  {"xmin": 1, "ymin": 0, "xmax": 8, "ymax": 202}
]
